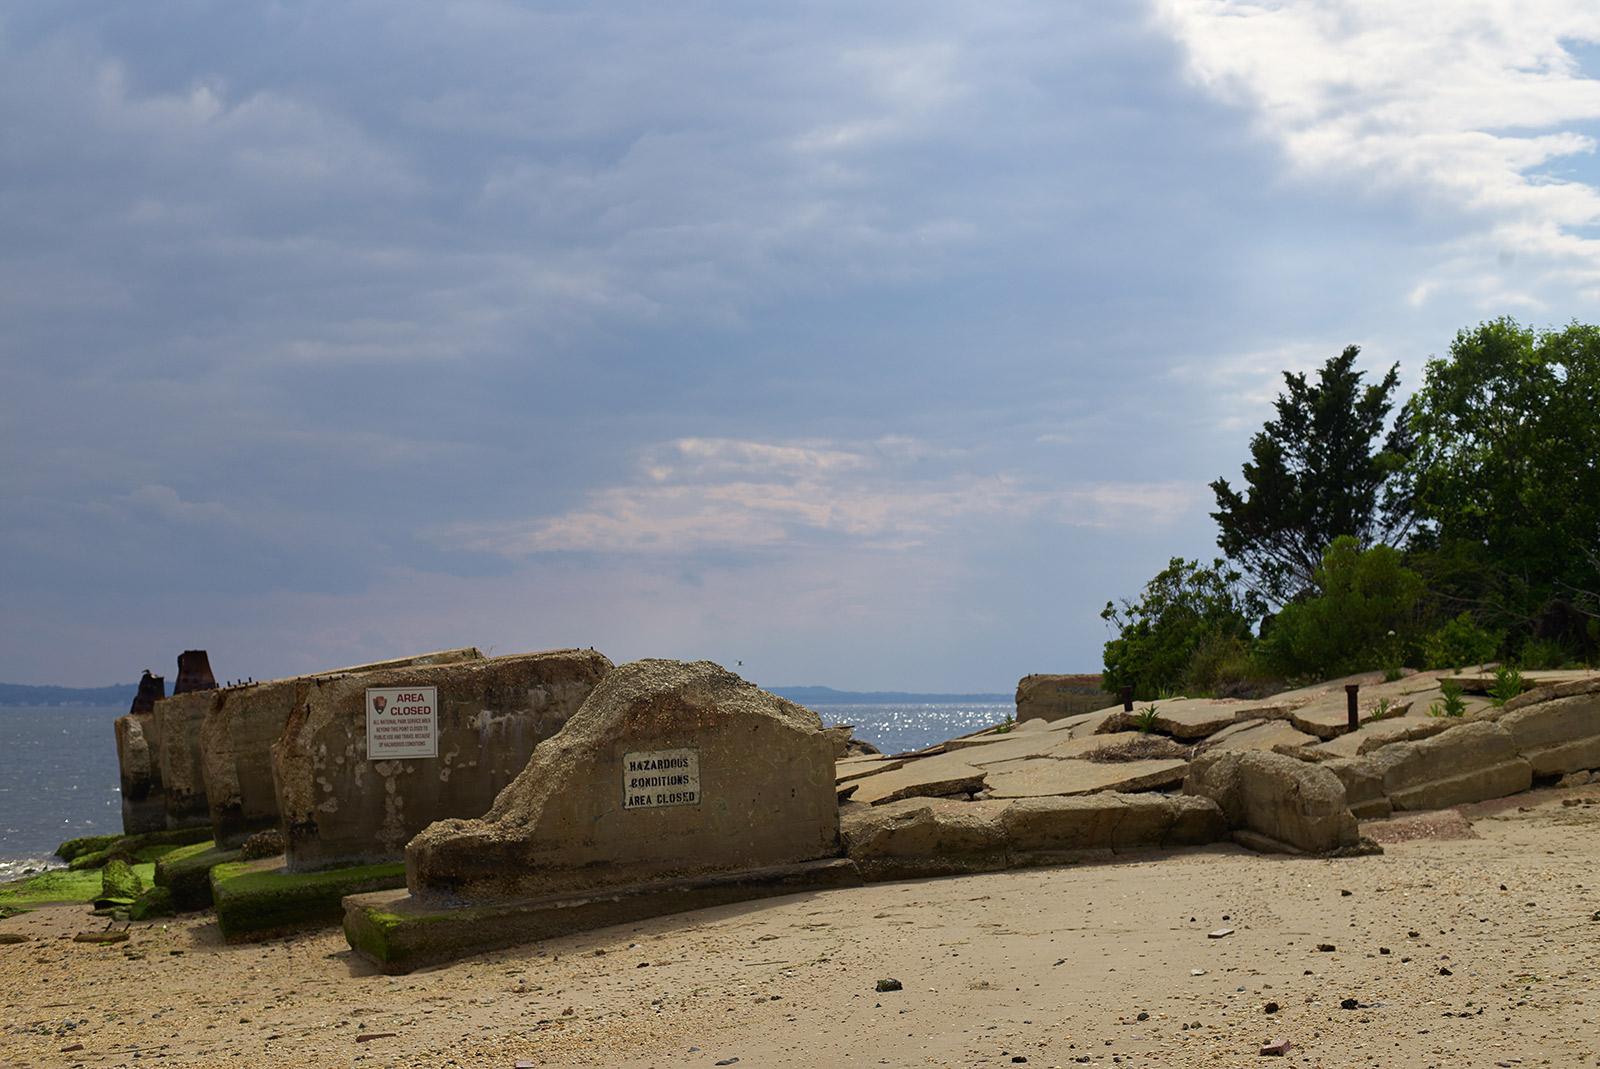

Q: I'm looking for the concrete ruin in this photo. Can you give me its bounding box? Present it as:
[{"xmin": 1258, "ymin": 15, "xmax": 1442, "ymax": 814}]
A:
[
  {"xmin": 155, "ymin": 689, "xmax": 223, "ymax": 831},
  {"xmin": 1015, "ymin": 673, "xmax": 1106, "ymax": 724},
  {"xmin": 273, "ymin": 649, "xmax": 613, "ymax": 872},
  {"xmin": 335, "ymin": 664, "xmax": 1600, "ymax": 970},
  {"xmin": 199, "ymin": 648, "xmax": 485, "ymax": 848},
  {"xmin": 345, "ymin": 659, "xmax": 848, "ymax": 971},
  {"xmin": 404, "ymin": 658, "xmax": 839, "ymax": 901},
  {"xmin": 113, "ymin": 671, "xmax": 167, "ymax": 834}
]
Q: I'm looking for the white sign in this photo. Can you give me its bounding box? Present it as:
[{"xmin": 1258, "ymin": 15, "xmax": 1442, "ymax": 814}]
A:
[
  {"xmin": 622, "ymin": 747, "xmax": 700, "ymax": 810},
  {"xmin": 366, "ymin": 686, "xmax": 438, "ymax": 759}
]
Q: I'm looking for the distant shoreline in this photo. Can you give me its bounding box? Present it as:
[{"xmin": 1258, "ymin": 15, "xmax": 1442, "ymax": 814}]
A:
[
  {"xmin": 766, "ymin": 685, "xmax": 1011, "ymax": 704},
  {"xmin": 0, "ymin": 683, "xmax": 135, "ymax": 707}
]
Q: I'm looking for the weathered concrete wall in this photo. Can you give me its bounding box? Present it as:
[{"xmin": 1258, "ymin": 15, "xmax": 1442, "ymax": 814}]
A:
[
  {"xmin": 406, "ymin": 659, "xmax": 839, "ymax": 902},
  {"xmin": 114, "ymin": 671, "xmax": 168, "ymax": 834},
  {"xmin": 200, "ymin": 648, "xmax": 484, "ymax": 849},
  {"xmin": 1015, "ymin": 673, "xmax": 1108, "ymax": 724},
  {"xmin": 155, "ymin": 690, "xmax": 223, "ymax": 830},
  {"xmin": 114, "ymin": 711, "xmax": 166, "ymax": 834},
  {"xmin": 273, "ymin": 649, "xmax": 612, "ymax": 872}
]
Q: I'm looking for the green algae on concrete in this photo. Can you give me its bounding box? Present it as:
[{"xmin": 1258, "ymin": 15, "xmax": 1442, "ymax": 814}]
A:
[
  {"xmin": 0, "ymin": 862, "xmax": 159, "ymax": 906},
  {"xmin": 212, "ymin": 856, "xmax": 406, "ymax": 942},
  {"xmin": 64, "ymin": 826, "xmax": 215, "ymax": 871},
  {"xmin": 97, "ymin": 859, "xmax": 144, "ymax": 907},
  {"xmin": 56, "ymin": 833, "xmax": 122, "ymax": 864},
  {"xmin": 128, "ymin": 885, "xmax": 175, "ymax": 920},
  {"xmin": 154, "ymin": 842, "xmax": 241, "ymax": 911},
  {"xmin": 344, "ymin": 858, "xmax": 864, "ymax": 974}
]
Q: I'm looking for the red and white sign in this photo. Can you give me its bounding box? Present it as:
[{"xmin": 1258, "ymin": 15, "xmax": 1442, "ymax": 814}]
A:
[{"xmin": 366, "ymin": 686, "xmax": 438, "ymax": 759}]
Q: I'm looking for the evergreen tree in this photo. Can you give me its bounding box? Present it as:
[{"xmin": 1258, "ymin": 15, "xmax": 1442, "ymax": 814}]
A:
[{"xmin": 1210, "ymin": 345, "xmax": 1413, "ymax": 604}]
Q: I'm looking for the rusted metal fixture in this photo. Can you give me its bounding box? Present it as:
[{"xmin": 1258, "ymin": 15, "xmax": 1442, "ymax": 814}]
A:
[
  {"xmin": 1120, "ymin": 685, "xmax": 1134, "ymax": 712},
  {"xmin": 173, "ymin": 650, "xmax": 218, "ymax": 694},
  {"xmin": 1345, "ymin": 683, "xmax": 1360, "ymax": 732}
]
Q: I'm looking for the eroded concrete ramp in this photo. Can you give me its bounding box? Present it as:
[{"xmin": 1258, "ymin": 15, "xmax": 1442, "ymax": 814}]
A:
[{"xmin": 345, "ymin": 859, "xmax": 862, "ymax": 975}]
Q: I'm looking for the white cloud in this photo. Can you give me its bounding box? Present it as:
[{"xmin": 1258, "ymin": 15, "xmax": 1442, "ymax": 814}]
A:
[
  {"xmin": 428, "ymin": 436, "xmax": 1203, "ymax": 556},
  {"xmin": 1156, "ymin": 0, "xmax": 1600, "ymax": 297}
]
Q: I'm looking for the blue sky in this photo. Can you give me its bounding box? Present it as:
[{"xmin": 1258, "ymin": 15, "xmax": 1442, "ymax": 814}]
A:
[{"xmin": 4, "ymin": 0, "xmax": 1599, "ymax": 691}]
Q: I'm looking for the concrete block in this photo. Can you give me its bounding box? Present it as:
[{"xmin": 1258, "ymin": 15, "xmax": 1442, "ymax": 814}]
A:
[
  {"xmin": 405, "ymin": 659, "xmax": 839, "ymax": 902},
  {"xmin": 1014, "ymin": 673, "xmax": 1108, "ymax": 724},
  {"xmin": 200, "ymin": 647, "xmax": 483, "ymax": 848},
  {"xmin": 273, "ymin": 649, "xmax": 610, "ymax": 872},
  {"xmin": 1387, "ymin": 759, "xmax": 1532, "ymax": 811}
]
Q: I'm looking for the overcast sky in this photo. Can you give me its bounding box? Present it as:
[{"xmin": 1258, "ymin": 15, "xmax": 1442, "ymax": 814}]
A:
[{"xmin": 4, "ymin": 1, "xmax": 1599, "ymax": 691}]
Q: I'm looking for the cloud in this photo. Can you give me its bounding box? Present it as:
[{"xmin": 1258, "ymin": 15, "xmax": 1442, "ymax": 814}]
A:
[
  {"xmin": 428, "ymin": 437, "xmax": 1203, "ymax": 556},
  {"xmin": 1157, "ymin": 0, "xmax": 1600, "ymax": 299}
]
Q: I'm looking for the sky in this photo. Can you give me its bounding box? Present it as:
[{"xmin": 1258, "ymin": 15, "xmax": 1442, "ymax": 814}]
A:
[{"xmin": 4, "ymin": 1, "xmax": 1600, "ymax": 692}]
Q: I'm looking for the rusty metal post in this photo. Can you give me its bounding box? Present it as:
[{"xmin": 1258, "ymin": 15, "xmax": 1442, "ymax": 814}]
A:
[
  {"xmin": 1120, "ymin": 685, "xmax": 1134, "ymax": 712},
  {"xmin": 1345, "ymin": 683, "xmax": 1360, "ymax": 732},
  {"xmin": 174, "ymin": 650, "xmax": 218, "ymax": 694}
]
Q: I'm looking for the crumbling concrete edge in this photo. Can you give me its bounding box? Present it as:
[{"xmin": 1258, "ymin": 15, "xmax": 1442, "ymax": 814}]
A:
[{"xmin": 344, "ymin": 858, "xmax": 865, "ymax": 974}]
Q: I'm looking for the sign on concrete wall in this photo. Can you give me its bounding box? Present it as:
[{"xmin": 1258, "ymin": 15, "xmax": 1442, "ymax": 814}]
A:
[
  {"xmin": 622, "ymin": 747, "xmax": 700, "ymax": 810},
  {"xmin": 366, "ymin": 687, "xmax": 439, "ymax": 759}
]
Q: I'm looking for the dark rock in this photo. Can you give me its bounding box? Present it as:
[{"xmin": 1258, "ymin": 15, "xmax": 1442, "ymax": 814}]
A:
[
  {"xmin": 876, "ymin": 978, "xmax": 903, "ymax": 992},
  {"xmin": 131, "ymin": 671, "xmax": 165, "ymax": 715},
  {"xmin": 1439, "ymin": 966, "xmax": 1453, "ymax": 975},
  {"xmin": 1316, "ymin": 943, "xmax": 1336, "ymax": 952},
  {"xmin": 1341, "ymin": 998, "xmax": 1359, "ymax": 1009},
  {"xmin": 1263, "ymin": 1001, "xmax": 1280, "ymax": 1014}
]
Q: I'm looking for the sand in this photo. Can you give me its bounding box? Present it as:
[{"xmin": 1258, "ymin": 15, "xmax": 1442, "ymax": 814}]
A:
[{"xmin": 3, "ymin": 787, "xmax": 1598, "ymax": 1069}]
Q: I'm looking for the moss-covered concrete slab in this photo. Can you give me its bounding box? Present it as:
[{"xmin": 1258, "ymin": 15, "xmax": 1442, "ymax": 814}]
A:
[
  {"xmin": 0, "ymin": 862, "xmax": 158, "ymax": 906},
  {"xmin": 212, "ymin": 856, "xmax": 406, "ymax": 942},
  {"xmin": 153, "ymin": 842, "xmax": 241, "ymax": 911},
  {"xmin": 63, "ymin": 826, "xmax": 214, "ymax": 871},
  {"xmin": 344, "ymin": 858, "xmax": 864, "ymax": 974}
]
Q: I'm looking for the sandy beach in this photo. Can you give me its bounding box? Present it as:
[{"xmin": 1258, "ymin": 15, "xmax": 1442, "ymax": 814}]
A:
[{"xmin": 3, "ymin": 786, "xmax": 1597, "ymax": 1069}]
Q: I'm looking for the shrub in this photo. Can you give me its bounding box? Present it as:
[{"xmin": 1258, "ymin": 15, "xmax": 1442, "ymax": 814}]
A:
[
  {"xmin": 1519, "ymin": 637, "xmax": 1574, "ymax": 671},
  {"xmin": 1423, "ymin": 612, "xmax": 1501, "ymax": 670},
  {"xmin": 1261, "ymin": 537, "xmax": 1424, "ymax": 680},
  {"xmin": 1101, "ymin": 557, "xmax": 1264, "ymax": 702},
  {"xmin": 1489, "ymin": 664, "xmax": 1525, "ymax": 707},
  {"xmin": 1132, "ymin": 704, "xmax": 1161, "ymax": 734},
  {"xmin": 1428, "ymin": 679, "xmax": 1467, "ymax": 717}
]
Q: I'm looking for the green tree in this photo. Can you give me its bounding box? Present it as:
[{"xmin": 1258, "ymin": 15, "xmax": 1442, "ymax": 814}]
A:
[
  {"xmin": 1405, "ymin": 318, "xmax": 1600, "ymax": 636},
  {"xmin": 1210, "ymin": 345, "xmax": 1414, "ymax": 604},
  {"xmin": 1261, "ymin": 536, "xmax": 1425, "ymax": 679},
  {"xmin": 1101, "ymin": 557, "xmax": 1265, "ymax": 701}
]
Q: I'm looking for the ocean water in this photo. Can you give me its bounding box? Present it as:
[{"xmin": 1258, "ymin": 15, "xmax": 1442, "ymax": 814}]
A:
[
  {"xmin": 0, "ymin": 705, "xmax": 124, "ymax": 880},
  {"xmin": 815, "ymin": 702, "xmax": 1013, "ymax": 756},
  {"xmin": 0, "ymin": 700, "xmax": 1011, "ymax": 880}
]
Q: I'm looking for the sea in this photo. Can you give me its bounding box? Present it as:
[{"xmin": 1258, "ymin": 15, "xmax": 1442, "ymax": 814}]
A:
[
  {"xmin": 0, "ymin": 700, "xmax": 1012, "ymax": 881},
  {"xmin": 0, "ymin": 705, "xmax": 124, "ymax": 881}
]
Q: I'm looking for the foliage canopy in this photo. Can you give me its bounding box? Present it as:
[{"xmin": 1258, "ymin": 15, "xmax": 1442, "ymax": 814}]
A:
[
  {"xmin": 1100, "ymin": 557, "xmax": 1264, "ymax": 701},
  {"xmin": 1210, "ymin": 345, "xmax": 1413, "ymax": 604},
  {"xmin": 1404, "ymin": 318, "xmax": 1600, "ymax": 632}
]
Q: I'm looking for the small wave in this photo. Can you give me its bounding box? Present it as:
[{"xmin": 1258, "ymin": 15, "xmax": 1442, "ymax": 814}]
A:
[{"xmin": 0, "ymin": 856, "xmax": 65, "ymax": 882}]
